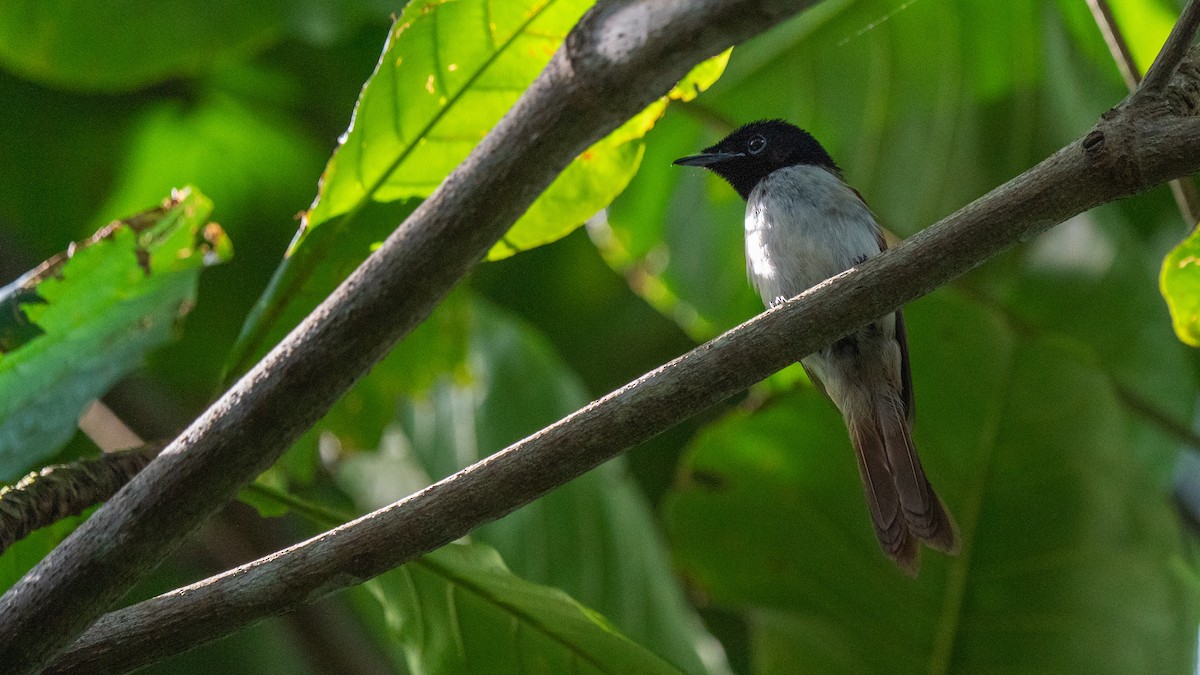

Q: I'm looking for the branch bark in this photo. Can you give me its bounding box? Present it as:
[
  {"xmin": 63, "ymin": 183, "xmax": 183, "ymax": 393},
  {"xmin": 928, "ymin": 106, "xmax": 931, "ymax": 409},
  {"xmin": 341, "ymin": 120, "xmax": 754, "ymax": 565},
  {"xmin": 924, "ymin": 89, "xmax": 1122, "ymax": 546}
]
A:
[
  {"xmin": 0, "ymin": 0, "xmax": 820, "ymax": 671},
  {"xmin": 1087, "ymin": 0, "xmax": 1200, "ymax": 224},
  {"xmin": 46, "ymin": 29, "xmax": 1200, "ymax": 675}
]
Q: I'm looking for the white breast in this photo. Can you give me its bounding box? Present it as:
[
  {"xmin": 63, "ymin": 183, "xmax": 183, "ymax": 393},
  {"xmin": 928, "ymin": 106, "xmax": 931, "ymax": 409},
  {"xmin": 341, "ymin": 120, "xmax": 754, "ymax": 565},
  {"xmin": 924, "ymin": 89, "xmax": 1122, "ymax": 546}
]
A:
[{"xmin": 745, "ymin": 164, "xmax": 882, "ymax": 308}]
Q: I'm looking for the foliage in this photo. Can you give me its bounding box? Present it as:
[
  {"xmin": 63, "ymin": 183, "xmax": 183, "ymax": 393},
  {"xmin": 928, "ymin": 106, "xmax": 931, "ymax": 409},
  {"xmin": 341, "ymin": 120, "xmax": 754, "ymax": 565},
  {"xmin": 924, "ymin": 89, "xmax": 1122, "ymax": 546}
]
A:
[
  {"xmin": 1163, "ymin": 225, "xmax": 1200, "ymax": 347},
  {"xmin": 0, "ymin": 0, "xmax": 1197, "ymax": 673},
  {"xmin": 0, "ymin": 189, "xmax": 228, "ymax": 479}
]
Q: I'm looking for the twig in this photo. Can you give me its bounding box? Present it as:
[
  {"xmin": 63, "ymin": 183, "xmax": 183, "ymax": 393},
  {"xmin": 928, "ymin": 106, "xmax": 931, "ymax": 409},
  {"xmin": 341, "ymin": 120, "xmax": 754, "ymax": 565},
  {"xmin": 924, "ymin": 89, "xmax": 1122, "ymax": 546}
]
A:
[
  {"xmin": 0, "ymin": 446, "xmax": 159, "ymax": 555},
  {"xmin": 1087, "ymin": 0, "xmax": 1140, "ymax": 90},
  {"xmin": 46, "ymin": 34, "xmax": 1200, "ymax": 675},
  {"xmin": 1113, "ymin": 384, "xmax": 1200, "ymax": 451},
  {"xmin": 0, "ymin": 0, "xmax": 822, "ymax": 671}
]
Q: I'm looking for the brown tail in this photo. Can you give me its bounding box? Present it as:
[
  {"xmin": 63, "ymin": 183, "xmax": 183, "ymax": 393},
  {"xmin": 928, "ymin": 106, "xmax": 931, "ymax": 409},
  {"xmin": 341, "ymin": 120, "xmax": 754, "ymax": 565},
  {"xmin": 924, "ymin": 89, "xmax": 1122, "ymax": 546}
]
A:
[{"xmin": 848, "ymin": 390, "xmax": 960, "ymax": 575}]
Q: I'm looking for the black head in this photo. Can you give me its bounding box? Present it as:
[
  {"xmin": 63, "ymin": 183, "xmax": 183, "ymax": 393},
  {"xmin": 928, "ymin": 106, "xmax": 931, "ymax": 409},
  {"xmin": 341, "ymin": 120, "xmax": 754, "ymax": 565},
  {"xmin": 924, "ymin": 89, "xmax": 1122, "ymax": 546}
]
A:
[{"xmin": 673, "ymin": 119, "xmax": 839, "ymax": 200}]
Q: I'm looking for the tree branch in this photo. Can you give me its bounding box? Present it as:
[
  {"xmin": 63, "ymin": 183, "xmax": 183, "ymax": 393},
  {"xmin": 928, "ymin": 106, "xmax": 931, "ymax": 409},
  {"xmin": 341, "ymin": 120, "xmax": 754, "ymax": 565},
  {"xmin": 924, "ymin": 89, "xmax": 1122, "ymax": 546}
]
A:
[
  {"xmin": 47, "ymin": 37, "xmax": 1200, "ymax": 675},
  {"xmin": 0, "ymin": 445, "xmax": 158, "ymax": 555},
  {"xmin": 1087, "ymin": 0, "xmax": 1200, "ymax": 224},
  {"xmin": 1087, "ymin": 0, "xmax": 1140, "ymax": 91},
  {"xmin": 0, "ymin": 0, "xmax": 821, "ymax": 671}
]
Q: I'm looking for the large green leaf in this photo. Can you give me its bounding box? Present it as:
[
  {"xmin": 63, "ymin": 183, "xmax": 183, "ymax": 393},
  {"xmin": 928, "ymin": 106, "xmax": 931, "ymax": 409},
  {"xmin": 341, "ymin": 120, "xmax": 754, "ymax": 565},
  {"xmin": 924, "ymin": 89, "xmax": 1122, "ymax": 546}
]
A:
[
  {"xmin": 663, "ymin": 292, "xmax": 1196, "ymax": 673},
  {"xmin": 1161, "ymin": 225, "xmax": 1200, "ymax": 347},
  {"xmin": 362, "ymin": 542, "xmax": 680, "ymax": 675},
  {"xmin": 0, "ymin": 0, "xmax": 398, "ymax": 92},
  {"xmin": 0, "ymin": 188, "xmax": 230, "ymax": 479},
  {"xmin": 0, "ymin": 0, "xmax": 286, "ymax": 91},
  {"xmin": 338, "ymin": 298, "xmax": 726, "ymax": 674},
  {"xmin": 1008, "ymin": 206, "xmax": 1197, "ymax": 484},
  {"xmin": 230, "ymin": 0, "xmax": 730, "ymax": 375}
]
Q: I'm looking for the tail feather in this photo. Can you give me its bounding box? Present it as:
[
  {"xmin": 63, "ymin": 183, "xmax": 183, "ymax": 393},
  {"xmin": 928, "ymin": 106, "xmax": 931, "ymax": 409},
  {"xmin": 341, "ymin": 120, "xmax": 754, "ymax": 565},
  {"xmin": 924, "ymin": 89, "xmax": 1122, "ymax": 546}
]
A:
[
  {"xmin": 848, "ymin": 416, "xmax": 919, "ymax": 575},
  {"xmin": 848, "ymin": 395, "xmax": 960, "ymax": 574},
  {"xmin": 878, "ymin": 393, "xmax": 961, "ymax": 555}
]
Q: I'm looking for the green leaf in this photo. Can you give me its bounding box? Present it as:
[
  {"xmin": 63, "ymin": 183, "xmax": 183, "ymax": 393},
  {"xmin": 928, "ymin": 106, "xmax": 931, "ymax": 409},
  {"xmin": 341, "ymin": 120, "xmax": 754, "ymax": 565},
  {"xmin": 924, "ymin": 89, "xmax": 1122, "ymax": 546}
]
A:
[
  {"xmin": 0, "ymin": 0, "xmax": 287, "ymax": 91},
  {"xmin": 0, "ymin": 188, "xmax": 230, "ymax": 479},
  {"xmin": 663, "ymin": 292, "xmax": 1197, "ymax": 673},
  {"xmin": 308, "ymin": 0, "xmax": 595, "ymax": 225},
  {"xmin": 228, "ymin": 0, "xmax": 590, "ymax": 376},
  {"xmin": 246, "ymin": 282, "xmax": 472, "ymax": 496},
  {"xmin": 1161, "ymin": 225, "xmax": 1200, "ymax": 347},
  {"xmin": 606, "ymin": 0, "xmax": 1047, "ymax": 337},
  {"xmin": 227, "ymin": 198, "xmax": 423, "ymax": 379},
  {"xmin": 1008, "ymin": 207, "xmax": 1196, "ymax": 484},
  {"xmin": 364, "ymin": 542, "xmax": 681, "ymax": 675},
  {"xmin": 231, "ymin": 0, "xmax": 729, "ymax": 380},
  {"xmin": 338, "ymin": 298, "xmax": 725, "ymax": 674},
  {"xmin": 484, "ymin": 50, "xmax": 733, "ymax": 261}
]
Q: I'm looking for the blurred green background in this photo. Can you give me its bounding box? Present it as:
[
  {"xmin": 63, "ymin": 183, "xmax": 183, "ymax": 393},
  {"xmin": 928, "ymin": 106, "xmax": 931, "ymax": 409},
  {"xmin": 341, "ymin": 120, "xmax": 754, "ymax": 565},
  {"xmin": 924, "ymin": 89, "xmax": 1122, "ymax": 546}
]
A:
[{"xmin": 1, "ymin": 0, "xmax": 1198, "ymax": 673}]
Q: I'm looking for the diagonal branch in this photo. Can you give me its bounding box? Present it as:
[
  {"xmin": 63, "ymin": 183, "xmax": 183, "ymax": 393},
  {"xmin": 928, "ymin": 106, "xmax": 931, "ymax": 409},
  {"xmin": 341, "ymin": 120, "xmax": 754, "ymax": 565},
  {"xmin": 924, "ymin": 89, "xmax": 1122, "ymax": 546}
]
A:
[
  {"xmin": 1139, "ymin": 0, "xmax": 1200, "ymax": 95},
  {"xmin": 1087, "ymin": 0, "xmax": 1140, "ymax": 90},
  {"xmin": 0, "ymin": 0, "xmax": 822, "ymax": 671},
  {"xmin": 48, "ymin": 42, "xmax": 1200, "ymax": 675},
  {"xmin": 1087, "ymin": 0, "xmax": 1200, "ymax": 224}
]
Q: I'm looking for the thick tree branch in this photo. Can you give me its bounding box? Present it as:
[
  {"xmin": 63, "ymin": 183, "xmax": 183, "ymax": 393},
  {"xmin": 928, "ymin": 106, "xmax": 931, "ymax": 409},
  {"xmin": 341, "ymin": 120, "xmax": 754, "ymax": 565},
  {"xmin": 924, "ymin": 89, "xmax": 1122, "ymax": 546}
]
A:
[
  {"xmin": 46, "ymin": 36, "xmax": 1200, "ymax": 675},
  {"xmin": 0, "ymin": 1, "xmax": 821, "ymax": 671}
]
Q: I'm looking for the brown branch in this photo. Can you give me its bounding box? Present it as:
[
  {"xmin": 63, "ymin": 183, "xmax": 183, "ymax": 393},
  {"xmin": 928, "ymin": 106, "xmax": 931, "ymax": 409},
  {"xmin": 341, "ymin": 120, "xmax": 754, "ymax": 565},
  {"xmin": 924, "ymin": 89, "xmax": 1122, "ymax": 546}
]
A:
[
  {"xmin": 1089, "ymin": 0, "xmax": 1200, "ymax": 226},
  {"xmin": 0, "ymin": 446, "xmax": 159, "ymax": 554},
  {"xmin": 0, "ymin": 0, "xmax": 822, "ymax": 671},
  {"xmin": 1087, "ymin": 0, "xmax": 1141, "ymax": 90},
  {"xmin": 46, "ymin": 40, "xmax": 1200, "ymax": 675}
]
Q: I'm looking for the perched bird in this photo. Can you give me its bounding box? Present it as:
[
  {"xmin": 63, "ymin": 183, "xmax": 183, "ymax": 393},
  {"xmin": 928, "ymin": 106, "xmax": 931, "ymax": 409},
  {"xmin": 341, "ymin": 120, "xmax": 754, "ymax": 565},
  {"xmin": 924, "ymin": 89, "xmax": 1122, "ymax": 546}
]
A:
[{"xmin": 674, "ymin": 119, "xmax": 959, "ymax": 574}]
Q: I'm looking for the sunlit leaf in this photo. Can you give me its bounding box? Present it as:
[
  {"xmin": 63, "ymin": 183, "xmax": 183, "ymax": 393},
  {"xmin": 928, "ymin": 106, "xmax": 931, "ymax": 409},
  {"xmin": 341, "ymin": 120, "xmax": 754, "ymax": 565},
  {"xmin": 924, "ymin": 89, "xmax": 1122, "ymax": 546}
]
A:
[
  {"xmin": 485, "ymin": 49, "xmax": 733, "ymax": 261},
  {"xmin": 1161, "ymin": 225, "xmax": 1200, "ymax": 347},
  {"xmin": 308, "ymin": 0, "xmax": 595, "ymax": 225},
  {"xmin": 232, "ymin": 0, "xmax": 730, "ymax": 379},
  {"xmin": 0, "ymin": 188, "xmax": 230, "ymax": 479}
]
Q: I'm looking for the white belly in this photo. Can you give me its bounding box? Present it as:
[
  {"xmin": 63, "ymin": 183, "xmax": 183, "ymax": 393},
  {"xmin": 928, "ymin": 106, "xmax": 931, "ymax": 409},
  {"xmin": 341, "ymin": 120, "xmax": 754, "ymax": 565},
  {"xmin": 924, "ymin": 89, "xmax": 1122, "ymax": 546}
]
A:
[{"xmin": 745, "ymin": 164, "xmax": 882, "ymax": 308}]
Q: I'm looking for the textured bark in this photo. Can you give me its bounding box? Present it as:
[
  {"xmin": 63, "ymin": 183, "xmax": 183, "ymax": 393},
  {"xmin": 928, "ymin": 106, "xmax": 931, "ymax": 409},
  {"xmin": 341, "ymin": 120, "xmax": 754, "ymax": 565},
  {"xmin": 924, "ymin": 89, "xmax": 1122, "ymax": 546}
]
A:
[
  {"xmin": 48, "ymin": 34, "xmax": 1200, "ymax": 675},
  {"xmin": 0, "ymin": 0, "xmax": 819, "ymax": 672}
]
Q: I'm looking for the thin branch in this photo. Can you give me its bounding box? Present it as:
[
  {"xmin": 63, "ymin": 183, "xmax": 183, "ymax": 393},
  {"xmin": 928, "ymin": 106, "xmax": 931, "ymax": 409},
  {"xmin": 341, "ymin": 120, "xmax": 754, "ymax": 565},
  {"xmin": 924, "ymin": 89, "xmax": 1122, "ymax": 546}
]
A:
[
  {"xmin": 0, "ymin": 1, "xmax": 822, "ymax": 671},
  {"xmin": 0, "ymin": 446, "xmax": 159, "ymax": 554},
  {"xmin": 1089, "ymin": 0, "xmax": 1200, "ymax": 225},
  {"xmin": 46, "ymin": 50, "xmax": 1200, "ymax": 675},
  {"xmin": 1114, "ymin": 383, "xmax": 1200, "ymax": 451},
  {"xmin": 1087, "ymin": 0, "xmax": 1140, "ymax": 90}
]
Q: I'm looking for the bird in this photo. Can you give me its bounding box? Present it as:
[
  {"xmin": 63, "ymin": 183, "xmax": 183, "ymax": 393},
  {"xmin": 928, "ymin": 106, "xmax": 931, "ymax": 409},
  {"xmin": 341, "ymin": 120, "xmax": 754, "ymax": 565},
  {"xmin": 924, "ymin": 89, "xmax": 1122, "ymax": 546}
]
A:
[{"xmin": 673, "ymin": 119, "xmax": 959, "ymax": 574}]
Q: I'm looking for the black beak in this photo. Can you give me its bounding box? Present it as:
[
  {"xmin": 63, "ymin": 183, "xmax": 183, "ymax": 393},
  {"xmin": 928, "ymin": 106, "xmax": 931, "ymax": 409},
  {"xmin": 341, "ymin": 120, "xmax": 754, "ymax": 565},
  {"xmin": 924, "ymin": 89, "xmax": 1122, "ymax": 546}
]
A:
[{"xmin": 672, "ymin": 151, "xmax": 743, "ymax": 167}]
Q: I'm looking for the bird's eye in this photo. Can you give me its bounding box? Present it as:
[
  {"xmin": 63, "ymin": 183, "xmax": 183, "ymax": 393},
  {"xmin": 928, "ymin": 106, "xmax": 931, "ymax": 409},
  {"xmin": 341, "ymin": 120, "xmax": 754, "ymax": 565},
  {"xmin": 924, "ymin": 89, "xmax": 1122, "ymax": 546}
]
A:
[{"xmin": 747, "ymin": 135, "xmax": 767, "ymax": 155}]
